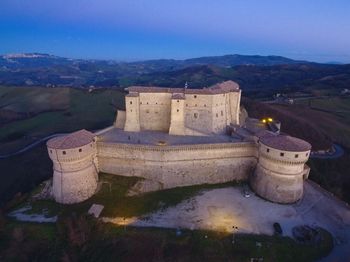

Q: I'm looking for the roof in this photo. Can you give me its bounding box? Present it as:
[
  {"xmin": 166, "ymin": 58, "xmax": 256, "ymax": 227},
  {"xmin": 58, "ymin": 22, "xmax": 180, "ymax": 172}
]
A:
[
  {"xmin": 172, "ymin": 93, "xmax": 185, "ymax": 99},
  {"xmin": 127, "ymin": 80, "xmax": 240, "ymax": 95},
  {"xmin": 259, "ymin": 134, "xmax": 311, "ymax": 152},
  {"xmin": 126, "ymin": 92, "xmax": 139, "ymax": 97},
  {"xmin": 47, "ymin": 129, "xmax": 95, "ymax": 149}
]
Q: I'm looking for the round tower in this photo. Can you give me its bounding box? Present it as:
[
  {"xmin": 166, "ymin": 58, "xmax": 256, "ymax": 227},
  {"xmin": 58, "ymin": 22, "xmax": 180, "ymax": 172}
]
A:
[
  {"xmin": 47, "ymin": 129, "xmax": 98, "ymax": 204},
  {"xmin": 250, "ymin": 134, "xmax": 311, "ymax": 204}
]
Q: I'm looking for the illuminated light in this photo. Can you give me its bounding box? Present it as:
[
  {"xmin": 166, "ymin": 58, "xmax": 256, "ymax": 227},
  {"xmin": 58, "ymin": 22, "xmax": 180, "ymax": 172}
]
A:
[
  {"xmin": 268, "ymin": 118, "xmax": 273, "ymax": 122},
  {"xmin": 262, "ymin": 119, "xmax": 267, "ymax": 123}
]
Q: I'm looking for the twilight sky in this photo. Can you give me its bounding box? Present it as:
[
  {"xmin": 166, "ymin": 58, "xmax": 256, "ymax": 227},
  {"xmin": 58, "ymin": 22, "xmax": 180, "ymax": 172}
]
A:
[{"xmin": 1, "ymin": 0, "xmax": 349, "ymax": 63}]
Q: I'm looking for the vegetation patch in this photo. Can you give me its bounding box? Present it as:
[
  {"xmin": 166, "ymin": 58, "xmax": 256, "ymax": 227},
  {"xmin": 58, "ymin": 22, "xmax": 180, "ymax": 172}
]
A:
[{"xmin": 0, "ymin": 215, "xmax": 333, "ymax": 262}]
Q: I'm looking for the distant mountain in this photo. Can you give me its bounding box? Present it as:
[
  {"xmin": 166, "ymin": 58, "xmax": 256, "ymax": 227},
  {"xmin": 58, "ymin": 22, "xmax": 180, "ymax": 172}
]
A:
[{"xmin": 1, "ymin": 52, "xmax": 349, "ymax": 94}]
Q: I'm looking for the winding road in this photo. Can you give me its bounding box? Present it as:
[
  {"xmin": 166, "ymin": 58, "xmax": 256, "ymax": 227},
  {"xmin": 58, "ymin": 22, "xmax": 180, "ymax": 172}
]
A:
[{"xmin": 0, "ymin": 133, "xmax": 66, "ymax": 159}]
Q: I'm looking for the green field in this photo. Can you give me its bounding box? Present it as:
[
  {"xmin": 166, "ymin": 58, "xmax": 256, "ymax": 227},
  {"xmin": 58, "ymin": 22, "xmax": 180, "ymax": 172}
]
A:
[{"xmin": 0, "ymin": 86, "xmax": 125, "ymax": 153}]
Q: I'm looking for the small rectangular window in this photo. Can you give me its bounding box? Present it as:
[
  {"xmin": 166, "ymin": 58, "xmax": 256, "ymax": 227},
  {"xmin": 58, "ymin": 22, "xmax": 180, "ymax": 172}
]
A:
[
  {"xmin": 63, "ymin": 151, "xmax": 66, "ymax": 155},
  {"xmin": 194, "ymin": 95, "xmax": 197, "ymax": 98},
  {"xmin": 194, "ymin": 113, "xmax": 198, "ymax": 118},
  {"xmin": 295, "ymin": 154, "xmax": 299, "ymax": 158},
  {"xmin": 177, "ymin": 109, "xmax": 179, "ymax": 112},
  {"xmin": 79, "ymin": 149, "xmax": 82, "ymax": 152},
  {"xmin": 130, "ymin": 101, "xmax": 132, "ymax": 104},
  {"xmin": 280, "ymin": 152, "xmax": 284, "ymax": 157},
  {"xmin": 221, "ymin": 111, "xmax": 223, "ymax": 116},
  {"xmin": 267, "ymin": 148, "xmax": 270, "ymax": 153}
]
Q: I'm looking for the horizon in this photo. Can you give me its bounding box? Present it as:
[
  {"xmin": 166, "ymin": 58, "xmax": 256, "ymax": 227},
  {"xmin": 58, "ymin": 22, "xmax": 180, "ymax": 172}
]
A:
[{"xmin": 1, "ymin": 0, "xmax": 350, "ymax": 63}]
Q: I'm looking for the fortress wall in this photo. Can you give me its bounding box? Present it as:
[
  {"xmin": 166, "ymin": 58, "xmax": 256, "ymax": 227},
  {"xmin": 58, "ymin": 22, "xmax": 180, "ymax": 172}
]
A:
[
  {"xmin": 48, "ymin": 141, "xmax": 98, "ymax": 204},
  {"xmin": 229, "ymin": 91, "xmax": 241, "ymax": 125},
  {"xmin": 169, "ymin": 98, "xmax": 185, "ymax": 135},
  {"xmin": 212, "ymin": 93, "xmax": 228, "ymax": 134},
  {"xmin": 114, "ymin": 110, "xmax": 126, "ymax": 128},
  {"xmin": 47, "ymin": 142, "xmax": 96, "ymax": 164},
  {"xmin": 97, "ymin": 142, "xmax": 257, "ymax": 189},
  {"xmin": 258, "ymin": 143, "xmax": 310, "ymax": 174},
  {"xmin": 52, "ymin": 164, "xmax": 98, "ymax": 204},
  {"xmin": 250, "ymin": 164, "xmax": 304, "ymax": 204},
  {"xmin": 184, "ymin": 94, "xmax": 213, "ymax": 133},
  {"xmin": 139, "ymin": 93, "xmax": 172, "ymax": 131},
  {"xmin": 124, "ymin": 95, "xmax": 140, "ymax": 132}
]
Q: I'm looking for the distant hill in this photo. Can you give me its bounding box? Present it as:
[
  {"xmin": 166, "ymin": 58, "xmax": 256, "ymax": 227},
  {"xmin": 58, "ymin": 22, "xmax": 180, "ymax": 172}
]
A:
[{"xmin": 1, "ymin": 53, "xmax": 350, "ymax": 95}]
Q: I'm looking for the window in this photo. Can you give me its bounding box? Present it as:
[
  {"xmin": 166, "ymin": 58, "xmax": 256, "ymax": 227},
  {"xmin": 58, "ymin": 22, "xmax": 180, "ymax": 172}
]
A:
[
  {"xmin": 266, "ymin": 148, "xmax": 270, "ymax": 153},
  {"xmin": 62, "ymin": 151, "xmax": 66, "ymax": 155},
  {"xmin": 177, "ymin": 100, "xmax": 179, "ymax": 103},
  {"xmin": 295, "ymin": 154, "xmax": 299, "ymax": 158},
  {"xmin": 194, "ymin": 95, "xmax": 197, "ymax": 98},
  {"xmin": 177, "ymin": 109, "xmax": 179, "ymax": 112},
  {"xmin": 221, "ymin": 111, "xmax": 223, "ymax": 116},
  {"xmin": 194, "ymin": 113, "xmax": 198, "ymax": 118},
  {"xmin": 130, "ymin": 101, "xmax": 132, "ymax": 105},
  {"xmin": 79, "ymin": 149, "xmax": 82, "ymax": 152},
  {"xmin": 306, "ymin": 153, "xmax": 309, "ymax": 156},
  {"xmin": 130, "ymin": 109, "xmax": 133, "ymax": 112},
  {"xmin": 140, "ymin": 102, "xmax": 142, "ymax": 104},
  {"xmin": 204, "ymin": 104, "xmax": 206, "ymax": 107},
  {"xmin": 186, "ymin": 104, "xmax": 188, "ymax": 107},
  {"xmin": 156, "ymin": 102, "xmax": 158, "ymax": 104},
  {"xmin": 195, "ymin": 104, "xmax": 197, "ymax": 107},
  {"xmin": 146, "ymin": 109, "xmax": 149, "ymax": 113},
  {"xmin": 216, "ymin": 113, "xmax": 218, "ymax": 117},
  {"xmin": 280, "ymin": 152, "xmax": 284, "ymax": 157}
]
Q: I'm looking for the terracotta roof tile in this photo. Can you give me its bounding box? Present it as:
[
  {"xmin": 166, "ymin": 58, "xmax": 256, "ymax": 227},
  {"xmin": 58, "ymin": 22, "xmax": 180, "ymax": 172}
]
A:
[
  {"xmin": 127, "ymin": 81, "xmax": 240, "ymax": 95},
  {"xmin": 259, "ymin": 134, "xmax": 311, "ymax": 152},
  {"xmin": 172, "ymin": 93, "xmax": 185, "ymax": 99},
  {"xmin": 47, "ymin": 129, "xmax": 95, "ymax": 149}
]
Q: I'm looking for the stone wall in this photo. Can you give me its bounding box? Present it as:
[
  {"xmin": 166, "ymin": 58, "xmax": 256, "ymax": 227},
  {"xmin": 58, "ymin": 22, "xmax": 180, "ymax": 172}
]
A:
[
  {"xmin": 124, "ymin": 91, "xmax": 241, "ymax": 135},
  {"xmin": 97, "ymin": 141, "xmax": 258, "ymax": 189},
  {"xmin": 48, "ymin": 142, "xmax": 98, "ymax": 204},
  {"xmin": 250, "ymin": 142, "xmax": 311, "ymax": 204}
]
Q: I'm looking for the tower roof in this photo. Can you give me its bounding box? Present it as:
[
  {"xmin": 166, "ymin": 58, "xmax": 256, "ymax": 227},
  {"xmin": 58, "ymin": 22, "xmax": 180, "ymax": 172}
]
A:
[
  {"xmin": 47, "ymin": 129, "xmax": 95, "ymax": 149},
  {"xmin": 259, "ymin": 134, "xmax": 311, "ymax": 152}
]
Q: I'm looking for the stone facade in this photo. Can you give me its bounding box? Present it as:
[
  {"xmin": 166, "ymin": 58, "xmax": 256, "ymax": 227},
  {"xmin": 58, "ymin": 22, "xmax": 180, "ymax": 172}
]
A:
[
  {"xmin": 97, "ymin": 142, "xmax": 257, "ymax": 189},
  {"xmin": 250, "ymin": 136, "xmax": 311, "ymax": 203},
  {"xmin": 47, "ymin": 130, "xmax": 98, "ymax": 204},
  {"xmin": 124, "ymin": 81, "xmax": 241, "ymax": 135},
  {"xmin": 46, "ymin": 81, "xmax": 312, "ymax": 205}
]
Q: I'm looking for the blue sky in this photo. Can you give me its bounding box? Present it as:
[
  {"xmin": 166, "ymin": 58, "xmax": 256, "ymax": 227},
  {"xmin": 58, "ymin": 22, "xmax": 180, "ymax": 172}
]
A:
[{"xmin": 1, "ymin": 0, "xmax": 349, "ymax": 62}]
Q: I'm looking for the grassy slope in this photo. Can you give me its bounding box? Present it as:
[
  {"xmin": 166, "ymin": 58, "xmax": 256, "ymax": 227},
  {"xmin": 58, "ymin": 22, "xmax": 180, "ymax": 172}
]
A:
[
  {"xmin": 0, "ymin": 87, "xmax": 125, "ymax": 152},
  {"xmin": 1, "ymin": 174, "xmax": 333, "ymax": 262}
]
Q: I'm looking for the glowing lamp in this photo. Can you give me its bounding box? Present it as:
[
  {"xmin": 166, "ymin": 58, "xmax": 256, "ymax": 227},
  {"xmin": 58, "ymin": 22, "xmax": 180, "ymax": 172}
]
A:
[{"xmin": 268, "ymin": 118, "xmax": 273, "ymax": 122}]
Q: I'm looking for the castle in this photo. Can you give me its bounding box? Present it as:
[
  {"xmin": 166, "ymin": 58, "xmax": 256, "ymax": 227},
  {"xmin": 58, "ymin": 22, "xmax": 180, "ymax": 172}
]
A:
[{"xmin": 47, "ymin": 81, "xmax": 311, "ymax": 205}]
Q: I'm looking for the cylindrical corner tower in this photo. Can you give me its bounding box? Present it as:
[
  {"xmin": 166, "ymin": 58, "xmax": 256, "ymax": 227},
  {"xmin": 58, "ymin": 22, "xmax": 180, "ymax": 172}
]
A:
[
  {"xmin": 250, "ymin": 134, "xmax": 311, "ymax": 204},
  {"xmin": 47, "ymin": 129, "xmax": 98, "ymax": 204}
]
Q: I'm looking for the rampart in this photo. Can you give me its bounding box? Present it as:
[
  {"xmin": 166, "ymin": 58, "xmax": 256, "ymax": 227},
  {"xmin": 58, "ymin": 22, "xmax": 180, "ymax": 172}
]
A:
[{"xmin": 96, "ymin": 141, "xmax": 258, "ymax": 189}]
